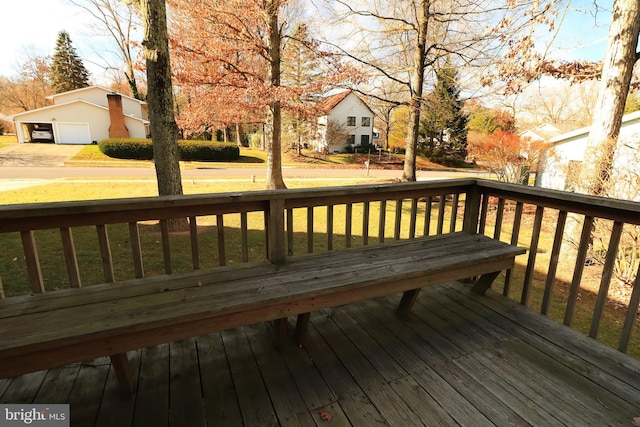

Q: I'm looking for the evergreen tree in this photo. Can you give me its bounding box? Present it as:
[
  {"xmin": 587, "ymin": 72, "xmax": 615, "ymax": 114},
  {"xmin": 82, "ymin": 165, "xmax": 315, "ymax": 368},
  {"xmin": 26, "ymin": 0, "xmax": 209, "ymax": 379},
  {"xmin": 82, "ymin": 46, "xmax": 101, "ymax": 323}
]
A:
[
  {"xmin": 281, "ymin": 22, "xmax": 324, "ymax": 154},
  {"xmin": 419, "ymin": 60, "xmax": 468, "ymax": 165},
  {"xmin": 50, "ymin": 31, "xmax": 90, "ymax": 93}
]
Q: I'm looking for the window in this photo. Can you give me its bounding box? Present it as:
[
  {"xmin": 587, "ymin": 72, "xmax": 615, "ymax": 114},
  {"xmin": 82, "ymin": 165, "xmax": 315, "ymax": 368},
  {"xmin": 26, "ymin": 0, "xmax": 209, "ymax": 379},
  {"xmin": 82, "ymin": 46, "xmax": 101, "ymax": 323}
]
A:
[
  {"xmin": 347, "ymin": 116, "xmax": 356, "ymax": 126},
  {"xmin": 361, "ymin": 117, "xmax": 371, "ymax": 127},
  {"xmin": 347, "ymin": 135, "xmax": 355, "ymax": 145},
  {"xmin": 360, "ymin": 135, "xmax": 370, "ymax": 145}
]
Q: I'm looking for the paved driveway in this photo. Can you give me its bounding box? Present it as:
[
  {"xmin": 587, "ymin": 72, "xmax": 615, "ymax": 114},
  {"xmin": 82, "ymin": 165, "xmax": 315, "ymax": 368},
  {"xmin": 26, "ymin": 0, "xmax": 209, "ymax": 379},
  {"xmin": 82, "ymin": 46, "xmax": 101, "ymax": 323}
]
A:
[{"xmin": 0, "ymin": 143, "xmax": 84, "ymax": 167}]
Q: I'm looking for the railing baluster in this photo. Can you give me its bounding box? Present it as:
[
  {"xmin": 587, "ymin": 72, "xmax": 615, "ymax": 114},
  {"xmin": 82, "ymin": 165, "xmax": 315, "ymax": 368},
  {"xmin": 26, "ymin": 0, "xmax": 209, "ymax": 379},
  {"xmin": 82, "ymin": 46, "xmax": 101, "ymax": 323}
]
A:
[
  {"xmin": 541, "ymin": 210, "xmax": 567, "ymax": 315},
  {"xmin": 564, "ymin": 216, "xmax": 594, "ymax": 326},
  {"xmin": 619, "ymin": 260, "xmax": 640, "ymax": 353},
  {"xmin": 493, "ymin": 198, "xmax": 505, "ymax": 240},
  {"xmin": 478, "ymin": 194, "xmax": 489, "ymax": 235},
  {"xmin": 327, "ymin": 205, "xmax": 334, "ymax": 251},
  {"xmin": 216, "ymin": 214, "xmax": 226, "ymax": 266},
  {"xmin": 189, "ymin": 217, "xmax": 200, "ymax": 270},
  {"xmin": 521, "ymin": 206, "xmax": 544, "ymax": 306},
  {"xmin": 504, "ymin": 202, "xmax": 524, "ymax": 297},
  {"xmin": 409, "ymin": 198, "xmax": 418, "ymax": 239},
  {"xmin": 128, "ymin": 221, "xmax": 144, "ymax": 279},
  {"xmin": 449, "ymin": 193, "xmax": 459, "ymax": 233},
  {"xmin": 287, "ymin": 208, "xmax": 294, "ymax": 256},
  {"xmin": 362, "ymin": 201, "xmax": 370, "ymax": 245},
  {"xmin": 345, "ymin": 203, "xmax": 353, "ymax": 248},
  {"xmin": 378, "ymin": 200, "xmax": 386, "ymax": 243},
  {"xmin": 306, "ymin": 207, "xmax": 314, "ymax": 253},
  {"xmin": 20, "ymin": 231, "xmax": 44, "ymax": 293},
  {"xmin": 241, "ymin": 212, "xmax": 249, "ymax": 262},
  {"xmin": 436, "ymin": 196, "xmax": 446, "ymax": 234},
  {"xmin": 96, "ymin": 224, "xmax": 115, "ymax": 282},
  {"xmin": 394, "ymin": 199, "xmax": 403, "ymax": 240},
  {"xmin": 159, "ymin": 220, "xmax": 172, "ymax": 274},
  {"xmin": 60, "ymin": 227, "xmax": 81, "ymax": 288},
  {"xmin": 424, "ymin": 197, "xmax": 432, "ymax": 236},
  {"xmin": 589, "ymin": 221, "xmax": 623, "ymax": 339}
]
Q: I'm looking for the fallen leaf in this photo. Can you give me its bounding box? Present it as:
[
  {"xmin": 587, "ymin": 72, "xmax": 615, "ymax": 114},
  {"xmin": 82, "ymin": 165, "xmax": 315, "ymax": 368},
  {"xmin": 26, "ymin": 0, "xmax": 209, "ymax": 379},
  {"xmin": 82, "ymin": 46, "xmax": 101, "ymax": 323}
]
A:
[{"xmin": 318, "ymin": 409, "xmax": 331, "ymax": 421}]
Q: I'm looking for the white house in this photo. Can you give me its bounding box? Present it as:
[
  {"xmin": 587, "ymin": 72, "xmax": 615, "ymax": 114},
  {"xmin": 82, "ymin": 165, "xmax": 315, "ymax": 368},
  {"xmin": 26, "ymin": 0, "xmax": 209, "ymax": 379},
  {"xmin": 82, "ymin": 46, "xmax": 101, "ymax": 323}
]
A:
[
  {"xmin": 536, "ymin": 110, "xmax": 640, "ymax": 199},
  {"xmin": 314, "ymin": 90, "xmax": 375, "ymax": 153},
  {"xmin": 12, "ymin": 86, "xmax": 149, "ymax": 145}
]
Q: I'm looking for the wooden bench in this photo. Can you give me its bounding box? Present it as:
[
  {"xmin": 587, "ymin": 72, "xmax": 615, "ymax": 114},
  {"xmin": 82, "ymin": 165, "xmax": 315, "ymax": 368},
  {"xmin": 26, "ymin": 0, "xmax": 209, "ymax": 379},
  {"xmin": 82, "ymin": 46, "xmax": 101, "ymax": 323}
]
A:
[{"xmin": 0, "ymin": 232, "xmax": 524, "ymax": 392}]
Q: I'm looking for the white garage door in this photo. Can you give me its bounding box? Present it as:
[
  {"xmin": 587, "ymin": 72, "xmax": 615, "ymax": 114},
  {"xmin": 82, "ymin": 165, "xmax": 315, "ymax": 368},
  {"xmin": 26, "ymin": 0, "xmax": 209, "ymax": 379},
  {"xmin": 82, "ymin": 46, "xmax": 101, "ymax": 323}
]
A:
[{"xmin": 57, "ymin": 123, "xmax": 92, "ymax": 144}]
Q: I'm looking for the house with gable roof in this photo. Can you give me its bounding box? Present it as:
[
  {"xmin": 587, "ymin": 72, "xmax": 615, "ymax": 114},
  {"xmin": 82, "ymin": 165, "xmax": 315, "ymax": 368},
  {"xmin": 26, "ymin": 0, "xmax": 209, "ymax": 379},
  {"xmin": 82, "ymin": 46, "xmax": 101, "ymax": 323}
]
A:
[
  {"xmin": 313, "ymin": 90, "xmax": 375, "ymax": 153},
  {"xmin": 12, "ymin": 86, "xmax": 149, "ymax": 145}
]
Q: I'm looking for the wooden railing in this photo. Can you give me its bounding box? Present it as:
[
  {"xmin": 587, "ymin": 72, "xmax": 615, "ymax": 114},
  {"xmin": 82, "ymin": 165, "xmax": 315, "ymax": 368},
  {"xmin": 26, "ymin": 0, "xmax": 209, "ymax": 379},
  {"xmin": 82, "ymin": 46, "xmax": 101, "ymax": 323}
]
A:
[
  {"xmin": 474, "ymin": 180, "xmax": 640, "ymax": 355},
  {"xmin": 0, "ymin": 179, "xmax": 638, "ymax": 356}
]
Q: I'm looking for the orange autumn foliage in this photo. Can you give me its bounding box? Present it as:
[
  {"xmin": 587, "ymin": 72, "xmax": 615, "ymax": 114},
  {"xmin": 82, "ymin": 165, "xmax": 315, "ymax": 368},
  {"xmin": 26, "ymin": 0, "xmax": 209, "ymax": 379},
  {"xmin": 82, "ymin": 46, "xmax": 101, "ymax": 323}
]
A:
[
  {"xmin": 467, "ymin": 130, "xmax": 550, "ymax": 183},
  {"xmin": 168, "ymin": 0, "xmax": 362, "ymax": 137}
]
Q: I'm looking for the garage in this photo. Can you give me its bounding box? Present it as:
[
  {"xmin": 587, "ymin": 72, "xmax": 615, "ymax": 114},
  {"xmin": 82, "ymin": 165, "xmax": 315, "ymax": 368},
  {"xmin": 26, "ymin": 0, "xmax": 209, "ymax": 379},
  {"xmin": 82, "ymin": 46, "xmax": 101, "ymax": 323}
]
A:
[
  {"xmin": 56, "ymin": 122, "xmax": 91, "ymax": 144},
  {"xmin": 11, "ymin": 86, "xmax": 150, "ymax": 144},
  {"xmin": 20, "ymin": 122, "xmax": 55, "ymax": 143}
]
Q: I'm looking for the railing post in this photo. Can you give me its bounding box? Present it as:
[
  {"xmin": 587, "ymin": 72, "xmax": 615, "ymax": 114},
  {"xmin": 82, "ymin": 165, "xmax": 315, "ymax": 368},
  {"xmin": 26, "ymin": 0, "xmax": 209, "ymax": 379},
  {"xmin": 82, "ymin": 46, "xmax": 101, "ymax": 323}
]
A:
[
  {"xmin": 267, "ymin": 198, "xmax": 286, "ymax": 263},
  {"xmin": 462, "ymin": 184, "xmax": 481, "ymax": 235}
]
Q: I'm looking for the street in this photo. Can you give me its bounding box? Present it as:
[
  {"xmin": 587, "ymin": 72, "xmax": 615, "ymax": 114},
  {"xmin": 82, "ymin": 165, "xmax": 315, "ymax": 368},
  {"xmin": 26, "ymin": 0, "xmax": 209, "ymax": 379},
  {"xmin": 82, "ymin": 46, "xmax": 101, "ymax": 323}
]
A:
[{"xmin": 0, "ymin": 144, "xmax": 489, "ymax": 192}]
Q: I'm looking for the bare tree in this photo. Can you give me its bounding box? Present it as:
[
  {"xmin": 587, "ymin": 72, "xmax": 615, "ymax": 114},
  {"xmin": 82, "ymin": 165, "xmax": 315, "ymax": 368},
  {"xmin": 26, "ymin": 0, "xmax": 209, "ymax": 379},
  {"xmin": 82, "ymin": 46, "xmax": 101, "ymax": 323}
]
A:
[
  {"xmin": 0, "ymin": 54, "xmax": 52, "ymax": 113},
  {"xmin": 128, "ymin": 0, "xmax": 186, "ymax": 230},
  {"xmin": 263, "ymin": 0, "xmax": 287, "ymax": 190},
  {"xmin": 323, "ymin": 118, "xmax": 351, "ymax": 153},
  {"xmin": 317, "ymin": 0, "xmax": 546, "ymax": 180},
  {"xmin": 578, "ymin": 0, "xmax": 640, "ymax": 197},
  {"xmin": 68, "ymin": 0, "xmax": 143, "ymax": 98}
]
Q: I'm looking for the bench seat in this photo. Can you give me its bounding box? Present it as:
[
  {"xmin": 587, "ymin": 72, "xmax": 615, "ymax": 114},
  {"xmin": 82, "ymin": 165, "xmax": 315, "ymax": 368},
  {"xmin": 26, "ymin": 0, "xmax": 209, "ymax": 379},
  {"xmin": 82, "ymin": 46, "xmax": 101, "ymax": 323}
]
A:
[{"xmin": 0, "ymin": 232, "xmax": 524, "ymax": 388}]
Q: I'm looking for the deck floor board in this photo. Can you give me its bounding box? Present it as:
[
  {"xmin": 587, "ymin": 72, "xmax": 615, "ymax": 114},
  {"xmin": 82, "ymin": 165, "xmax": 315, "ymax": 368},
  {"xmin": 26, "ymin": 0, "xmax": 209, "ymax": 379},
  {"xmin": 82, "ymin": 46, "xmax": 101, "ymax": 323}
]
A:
[{"xmin": 1, "ymin": 281, "xmax": 639, "ymax": 426}]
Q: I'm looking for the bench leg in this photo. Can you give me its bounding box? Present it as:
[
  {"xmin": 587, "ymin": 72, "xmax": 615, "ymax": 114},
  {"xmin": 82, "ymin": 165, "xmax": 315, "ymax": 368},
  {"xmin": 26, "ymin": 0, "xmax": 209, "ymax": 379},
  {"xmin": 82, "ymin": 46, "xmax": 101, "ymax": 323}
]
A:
[
  {"xmin": 274, "ymin": 318, "xmax": 289, "ymax": 351},
  {"xmin": 397, "ymin": 289, "xmax": 421, "ymax": 317},
  {"xmin": 471, "ymin": 271, "xmax": 501, "ymax": 295},
  {"xmin": 294, "ymin": 313, "xmax": 310, "ymax": 347},
  {"xmin": 109, "ymin": 353, "xmax": 134, "ymax": 394}
]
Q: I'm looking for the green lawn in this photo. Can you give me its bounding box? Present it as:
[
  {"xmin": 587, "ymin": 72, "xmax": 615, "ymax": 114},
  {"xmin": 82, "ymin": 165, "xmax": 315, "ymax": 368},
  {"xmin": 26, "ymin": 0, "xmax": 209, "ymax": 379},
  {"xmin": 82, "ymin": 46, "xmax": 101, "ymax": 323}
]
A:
[{"xmin": 0, "ymin": 134, "xmax": 17, "ymax": 148}]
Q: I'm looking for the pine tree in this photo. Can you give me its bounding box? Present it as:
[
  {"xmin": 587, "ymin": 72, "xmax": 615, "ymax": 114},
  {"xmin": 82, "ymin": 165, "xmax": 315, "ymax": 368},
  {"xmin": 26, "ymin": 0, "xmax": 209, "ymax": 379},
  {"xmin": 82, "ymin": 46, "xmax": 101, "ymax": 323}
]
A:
[
  {"xmin": 50, "ymin": 31, "xmax": 90, "ymax": 93},
  {"xmin": 281, "ymin": 22, "xmax": 324, "ymax": 154},
  {"xmin": 419, "ymin": 60, "xmax": 468, "ymax": 165}
]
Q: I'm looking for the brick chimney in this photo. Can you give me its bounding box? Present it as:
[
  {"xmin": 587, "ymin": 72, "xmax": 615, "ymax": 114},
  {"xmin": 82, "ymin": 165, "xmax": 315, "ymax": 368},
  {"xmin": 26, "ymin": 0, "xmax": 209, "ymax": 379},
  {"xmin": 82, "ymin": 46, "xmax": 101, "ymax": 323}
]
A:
[{"xmin": 107, "ymin": 93, "xmax": 130, "ymax": 138}]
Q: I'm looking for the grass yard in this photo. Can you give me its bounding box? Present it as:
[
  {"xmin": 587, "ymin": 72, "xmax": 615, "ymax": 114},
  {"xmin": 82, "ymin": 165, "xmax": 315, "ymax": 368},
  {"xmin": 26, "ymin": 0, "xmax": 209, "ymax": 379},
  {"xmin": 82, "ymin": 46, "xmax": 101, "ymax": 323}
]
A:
[{"xmin": 0, "ymin": 134, "xmax": 17, "ymax": 148}]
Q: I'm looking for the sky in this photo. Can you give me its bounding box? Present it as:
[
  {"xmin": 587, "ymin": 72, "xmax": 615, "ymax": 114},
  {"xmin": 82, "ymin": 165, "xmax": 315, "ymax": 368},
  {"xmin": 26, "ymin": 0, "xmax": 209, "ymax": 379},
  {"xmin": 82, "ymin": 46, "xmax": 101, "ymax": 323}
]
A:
[
  {"xmin": 0, "ymin": 0, "xmax": 107, "ymax": 79},
  {"xmin": 0, "ymin": 0, "xmax": 613, "ymax": 81}
]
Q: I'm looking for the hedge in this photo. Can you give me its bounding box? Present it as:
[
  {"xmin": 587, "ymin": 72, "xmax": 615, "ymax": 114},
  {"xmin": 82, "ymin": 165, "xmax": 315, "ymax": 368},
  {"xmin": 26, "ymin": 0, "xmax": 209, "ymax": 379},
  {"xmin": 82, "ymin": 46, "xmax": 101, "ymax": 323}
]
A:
[{"xmin": 99, "ymin": 138, "xmax": 240, "ymax": 161}]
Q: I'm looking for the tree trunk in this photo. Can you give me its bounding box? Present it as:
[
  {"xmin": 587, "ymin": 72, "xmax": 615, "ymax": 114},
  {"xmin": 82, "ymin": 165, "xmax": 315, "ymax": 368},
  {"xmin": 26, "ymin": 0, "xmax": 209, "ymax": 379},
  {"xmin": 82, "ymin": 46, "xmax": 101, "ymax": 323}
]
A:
[
  {"xmin": 402, "ymin": 1, "xmax": 428, "ymax": 182},
  {"xmin": 265, "ymin": 0, "xmax": 287, "ymax": 190},
  {"xmin": 140, "ymin": 0, "xmax": 187, "ymax": 230},
  {"xmin": 579, "ymin": 0, "xmax": 640, "ymax": 196},
  {"xmin": 235, "ymin": 122, "xmax": 243, "ymax": 147}
]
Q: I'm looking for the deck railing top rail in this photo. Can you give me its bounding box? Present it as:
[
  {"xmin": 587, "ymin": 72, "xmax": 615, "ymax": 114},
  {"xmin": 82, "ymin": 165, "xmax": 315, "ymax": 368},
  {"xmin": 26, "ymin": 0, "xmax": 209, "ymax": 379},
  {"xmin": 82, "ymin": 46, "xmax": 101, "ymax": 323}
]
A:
[{"xmin": 476, "ymin": 180, "xmax": 640, "ymax": 225}]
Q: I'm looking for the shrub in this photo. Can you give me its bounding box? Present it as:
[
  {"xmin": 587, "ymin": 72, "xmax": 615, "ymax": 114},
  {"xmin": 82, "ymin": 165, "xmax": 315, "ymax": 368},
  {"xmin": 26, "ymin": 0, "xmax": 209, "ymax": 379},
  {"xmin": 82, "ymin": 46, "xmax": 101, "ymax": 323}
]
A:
[
  {"xmin": 99, "ymin": 138, "xmax": 240, "ymax": 161},
  {"xmin": 178, "ymin": 140, "xmax": 240, "ymax": 161},
  {"xmin": 99, "ymin": 138, "xmax": 153, "ymax": 159},
  {"xmin": 345, "ymin": 142, "xmax": 378, "ymax": 154}
]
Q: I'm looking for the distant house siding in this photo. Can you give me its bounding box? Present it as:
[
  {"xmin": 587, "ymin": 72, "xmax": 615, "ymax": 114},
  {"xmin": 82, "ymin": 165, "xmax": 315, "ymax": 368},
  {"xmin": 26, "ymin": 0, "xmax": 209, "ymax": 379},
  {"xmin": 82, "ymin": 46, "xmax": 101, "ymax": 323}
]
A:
[{"xmin": 537, "ymin": 111, "xmax": 640, "ymax": 200}]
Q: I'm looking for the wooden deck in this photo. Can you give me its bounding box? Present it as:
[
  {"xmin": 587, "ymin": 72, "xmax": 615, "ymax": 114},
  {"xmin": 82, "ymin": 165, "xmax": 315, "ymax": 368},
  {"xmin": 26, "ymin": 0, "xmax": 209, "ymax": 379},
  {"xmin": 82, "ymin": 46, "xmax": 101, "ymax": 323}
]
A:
[{"xmin": 2, "ymin": 281, "xmax": 639, "ymax": 427}]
